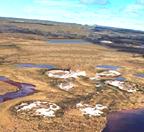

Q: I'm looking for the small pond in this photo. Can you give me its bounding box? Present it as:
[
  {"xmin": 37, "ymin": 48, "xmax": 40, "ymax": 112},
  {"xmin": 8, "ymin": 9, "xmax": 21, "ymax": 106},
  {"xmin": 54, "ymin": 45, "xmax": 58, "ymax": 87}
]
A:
[
  {"xmin": 48, "ymin": 39, "xmax": 90, "ymax": 44},
  {"xmin": 96, "ymin": 65, "xmax": 120, "ymax": 70},
  {"xmin": 16, "ymin": 64, "xmax": 56, "ymax": 69},
  {"xmin": 134, "ymin": 73, "xmax": 144, "ymax": 78},
  {"xmin": 0, "ymin": 76, "xmax": 36, "ymax": 103},
  {"xmin": 102, "ymin": 109, "xmax": 144, "ymax": 132},
  {"xmin": 115, "ymin": 76, "xmax": 126, "ymax": 81}
]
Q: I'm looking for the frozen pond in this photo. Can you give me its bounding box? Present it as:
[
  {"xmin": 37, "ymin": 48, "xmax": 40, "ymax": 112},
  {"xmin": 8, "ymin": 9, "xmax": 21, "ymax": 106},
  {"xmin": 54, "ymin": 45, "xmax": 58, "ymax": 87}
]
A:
[
  {"xmin": 16, "ymin": 64, "xmax": 56, "ymax": 69},
  {"xmin": 48, "ymin": 39, "xmax": 90, "ymax": 44},
  {"xmin": 0, "ymin": 76, "xmax": 36, "ymax": 103},
  {"xmin": 102, "ymin": 109, "xmax": 144, "ymax": 132},
  {"xmin": 96, "ymin": 65, "xmax": 120, "ymax": 70}
]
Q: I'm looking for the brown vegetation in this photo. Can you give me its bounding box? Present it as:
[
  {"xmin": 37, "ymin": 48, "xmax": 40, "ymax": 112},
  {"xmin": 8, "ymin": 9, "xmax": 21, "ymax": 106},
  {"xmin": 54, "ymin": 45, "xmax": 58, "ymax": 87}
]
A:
[{"xmin": 0, "ymin": 18, "xmax": 144, "ymax": 132}]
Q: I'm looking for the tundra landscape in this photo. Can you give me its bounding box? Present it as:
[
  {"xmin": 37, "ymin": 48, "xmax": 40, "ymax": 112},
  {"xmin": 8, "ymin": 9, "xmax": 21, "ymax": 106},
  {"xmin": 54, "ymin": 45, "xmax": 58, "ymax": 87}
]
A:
[{"xmin": 0, "ymin": 17, "xmax": 144, "ymax": 132}]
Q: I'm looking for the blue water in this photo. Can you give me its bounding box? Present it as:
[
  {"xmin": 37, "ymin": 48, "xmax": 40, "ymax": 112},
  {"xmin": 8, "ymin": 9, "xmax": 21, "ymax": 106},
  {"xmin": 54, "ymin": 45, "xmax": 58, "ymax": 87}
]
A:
[
  {"xmin": 102, "ymin": 109, "xmax": 144, "ymax": 132},
  {"xmin": 48, "ymin": 39, "xmax": 89, "ymax": 44},
  {"xmin": 96, "ymin": 65, "xmax": 120, "ymax": 70},
  {"xmin": 115, "ymin": 77, "xmax": 126, "ymax": 81},
  {"xmin": 16, "ymin": 64, "xmax": 56, "ymax": 69},
  {"xmin": 134, "ymin": 73, "xmax": 144, "ymax": 78},
  {"xmin": 0, "ymin": 76, "xmax": 36, "ymax": 103}
]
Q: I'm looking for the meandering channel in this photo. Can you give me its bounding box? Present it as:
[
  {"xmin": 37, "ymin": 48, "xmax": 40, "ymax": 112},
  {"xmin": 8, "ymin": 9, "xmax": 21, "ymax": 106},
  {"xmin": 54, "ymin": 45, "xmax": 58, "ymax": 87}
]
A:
[{"xmin": 0, "ymin": 76, "xmax": 36, "ymax": 103}]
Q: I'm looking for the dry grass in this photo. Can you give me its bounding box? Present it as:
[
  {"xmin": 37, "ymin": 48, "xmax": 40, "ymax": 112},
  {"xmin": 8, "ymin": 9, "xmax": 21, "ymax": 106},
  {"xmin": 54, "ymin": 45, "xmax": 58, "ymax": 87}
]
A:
[{"xmin": 0, "ymin": 81, "xmax": 18, "ymax": 95}]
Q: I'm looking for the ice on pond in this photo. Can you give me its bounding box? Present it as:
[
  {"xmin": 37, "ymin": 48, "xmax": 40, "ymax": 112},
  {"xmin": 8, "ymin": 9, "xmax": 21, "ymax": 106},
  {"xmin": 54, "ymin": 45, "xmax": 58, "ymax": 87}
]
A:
[{"xmin": 76, "ymin": 103, "xmax": 107, "ymax": 117}]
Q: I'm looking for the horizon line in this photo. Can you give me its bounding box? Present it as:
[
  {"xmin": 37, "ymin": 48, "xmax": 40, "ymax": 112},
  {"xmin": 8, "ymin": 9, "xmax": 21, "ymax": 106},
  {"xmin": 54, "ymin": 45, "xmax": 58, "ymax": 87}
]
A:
[{"xmin": 1, "ymin": 16, "xmax": 144, "ymax": 32}]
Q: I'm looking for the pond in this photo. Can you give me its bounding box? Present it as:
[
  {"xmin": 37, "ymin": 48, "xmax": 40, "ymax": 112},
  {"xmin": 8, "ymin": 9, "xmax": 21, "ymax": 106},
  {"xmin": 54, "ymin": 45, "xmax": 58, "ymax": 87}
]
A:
[
  {"xmin": 134, "ymin": 73, "xmax": 144, "ymax": 78},
  {"xmin": 0, "ymin": 76, "xmax": 36, "ymax": 103},
  {"xmin": 102, "ymin": 109, "xmax": 144, "ymax": 132},
  {"xmin": 115, "ymin": 77, "xmax": 126, "ymax": 81},
  {"xmin": 48, "ymin": 39, "xmax": 90, "ymax": 44},
  {"xmin": 96, "ymin": 65, "xmax": 120, "ymax": 70},
  {"xmin": 16, "ymin": 64, "xmax": 56, "ymax": 69}
]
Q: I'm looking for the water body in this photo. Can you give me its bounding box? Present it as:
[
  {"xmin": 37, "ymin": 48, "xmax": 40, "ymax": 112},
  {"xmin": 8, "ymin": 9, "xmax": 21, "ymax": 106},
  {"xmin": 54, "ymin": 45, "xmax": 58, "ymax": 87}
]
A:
[
  {"xmin": 48, "ymin": 39, "xmax": 90, "ymax": 44},
  {"xmin": 115, "ymin": 76, "xmax": 126, "ymax": 81},
  {"xmin": 134, "ymin": 73, "xmax": 144, "ymax": 78},
  {"xmin": 16, "ymin": 63, "xmax": 56, "ymax": 69},
  {"xmin": 96, "ymin": 65, "xmax": 120, "ymax": 70},
  {"xmin": 0, "ymin": 76, "xmax": 36, "ymax": 103},
  {"xmin": 102, "ymin": 109, "xmax": 144, "ymax": 132}
]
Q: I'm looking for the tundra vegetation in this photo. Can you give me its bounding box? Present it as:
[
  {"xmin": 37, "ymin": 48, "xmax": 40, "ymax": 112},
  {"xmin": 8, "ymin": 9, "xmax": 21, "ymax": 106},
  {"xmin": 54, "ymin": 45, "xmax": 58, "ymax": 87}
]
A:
[{"xmin": 0, "ymin": 17, "xmax": 144, "ymax": 132}]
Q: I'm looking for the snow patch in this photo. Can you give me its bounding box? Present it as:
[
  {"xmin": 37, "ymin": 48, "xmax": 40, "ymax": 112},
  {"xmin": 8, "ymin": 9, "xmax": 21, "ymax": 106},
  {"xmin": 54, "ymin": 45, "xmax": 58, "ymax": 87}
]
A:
[
  {"xmin": 100, "ymin": 40, "xmax": 113, "ymax": 44},
  {"xmin": 95, "ymin": 70, "xmax": 121, "ymax": 79},
  {"xmin": 15, "ymin": 101, "xmax": 61, "ymax": 118},
  {"xmin": 105, "ymin": 80, "xmax": 137, "ymax": 93},
  {"xmin": 57, "ymin": 82, "xmax": 74, "ymax": 91},
  {"xmin": 15, "ymin": 101, "xmax": 42, "ymax": 111},
  {"xmin": 76, "ymin": 103, "xmax": 107, "ymax": 117},
  {"xmin": 46, "ymin": 70, "xmax": 86, "ymax": 79},
  {"xmin": 35, "ymin": 103, "xmax": 60, "ymax": 117}
]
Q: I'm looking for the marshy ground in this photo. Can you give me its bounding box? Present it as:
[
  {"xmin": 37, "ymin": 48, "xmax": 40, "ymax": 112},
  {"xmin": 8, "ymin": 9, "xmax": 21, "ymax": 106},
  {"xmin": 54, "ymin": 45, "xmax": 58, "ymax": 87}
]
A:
[{"xmin": 0, "ymin": 18, "xmax": 144, "ymax": 132}]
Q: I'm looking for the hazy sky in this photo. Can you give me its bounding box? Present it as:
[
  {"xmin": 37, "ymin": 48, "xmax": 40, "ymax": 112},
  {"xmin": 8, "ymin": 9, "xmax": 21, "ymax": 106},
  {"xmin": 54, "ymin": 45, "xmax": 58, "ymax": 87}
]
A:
[{"xmin": 0, "ymin": 0, "xmax": 144, "ymax": 30}]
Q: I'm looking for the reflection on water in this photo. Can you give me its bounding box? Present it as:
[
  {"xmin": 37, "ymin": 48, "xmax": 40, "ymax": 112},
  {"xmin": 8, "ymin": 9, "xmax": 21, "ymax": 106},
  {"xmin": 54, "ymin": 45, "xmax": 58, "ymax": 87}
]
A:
[
  {"xmin": 102, "ymin": 109, "xmax": 144, "ymax": 132},
  {"xmin": 0, "ymin": 76, "xmax": 36, "ymax": 103},
  {"xmin": 48, "ymin": 39, "xmax": 89, "ymax": 44},
  {"xmin": 96, "ymin": 65, "xmax": 120, "ymax": 70},
  {"xmin": 16, "ymin": 63, "xmax": 56, "ymax": 69}
]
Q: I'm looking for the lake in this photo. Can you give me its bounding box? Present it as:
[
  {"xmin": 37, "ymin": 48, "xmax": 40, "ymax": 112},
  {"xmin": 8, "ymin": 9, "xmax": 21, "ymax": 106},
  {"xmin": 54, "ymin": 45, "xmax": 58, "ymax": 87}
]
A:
[
  {"xmin": 48, "ymin": 39, "xmax": 90, "ymax": 44},
  {"xmin": 16, "ymin": 63, "xmax": 56, "ymax": 69},
  {"xmin": 102, "ymin": 108, "xmax": 144, "ymax": 132},
  {"xmin": 96, "ymin": 65, "xmax": 120, "ymax": 70}
]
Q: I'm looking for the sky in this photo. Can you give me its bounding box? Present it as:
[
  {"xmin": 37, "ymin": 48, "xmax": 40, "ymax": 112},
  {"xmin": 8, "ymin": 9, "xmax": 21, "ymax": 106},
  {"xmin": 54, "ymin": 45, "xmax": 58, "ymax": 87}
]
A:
[{"xmin": 0, "ymin": 0, "xmax": 144, "ymax": 30}]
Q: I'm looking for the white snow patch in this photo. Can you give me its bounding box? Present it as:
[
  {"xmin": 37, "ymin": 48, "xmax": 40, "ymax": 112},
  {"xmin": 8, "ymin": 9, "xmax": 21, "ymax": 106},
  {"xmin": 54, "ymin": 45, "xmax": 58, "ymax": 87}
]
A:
[
  {"xmin": 95, "ymin": 84, "xmax": 102, "ymax": 88},
  {"xmin": 95, "ymin": 70, "xmax": 121, "ymax": 79},
  {"xmin": 35, "ymin": 103, "xmax": 60, "ymax": 117},
  {"xmin": 89, "ymin": 77, "xmax": 97, "ymax": 80},
  {"xmin": 15, "ymin": 101, "xmax": 61, "ymax": 117},
  {"xmin": 100, "ymin": 40, "xmax": 113, "ymax": 44},
  {"xmin": 76, "ymin": 103, "xmax": 107, "ymax": 117},
  {"xmin": 46, "ymin": 70, "xmax": 86, "ymax": 79},
  {"xmin": 105, "ymin": 80, "xmax": 137, "ymax": 93},
  {"xmin": 16, "ymin": 101, "xmax": 42, "ymax": 111},
  {"xmin": 57, "ymin": 82, "xmax": 74, "ymax": 91}
]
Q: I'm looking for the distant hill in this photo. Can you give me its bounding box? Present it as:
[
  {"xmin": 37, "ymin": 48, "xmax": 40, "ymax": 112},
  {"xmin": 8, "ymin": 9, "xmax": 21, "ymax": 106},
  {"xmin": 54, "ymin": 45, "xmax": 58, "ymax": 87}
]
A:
[{"xmin": 0, "ymin": 16, "xmax": 143, "ymax": 54}]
